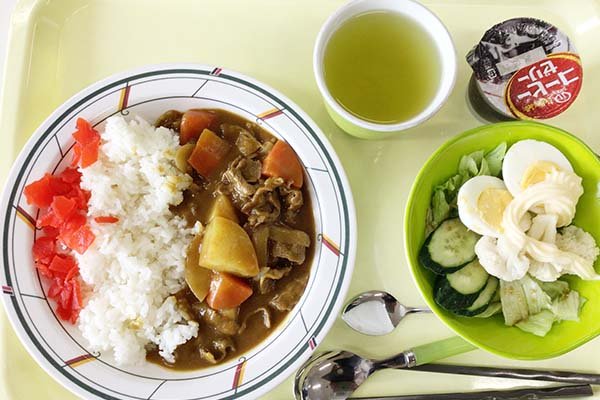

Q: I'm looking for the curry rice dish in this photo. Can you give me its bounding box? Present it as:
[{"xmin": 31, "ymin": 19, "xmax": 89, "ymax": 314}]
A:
[{"xmin": 65, "ymin": 109, "xmax": 314, "ymax": 369}]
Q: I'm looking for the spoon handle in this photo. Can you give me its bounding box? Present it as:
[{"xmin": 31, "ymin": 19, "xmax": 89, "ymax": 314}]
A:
[
  {"xmin": 412, "ymin": 363, "xmax": 600, "ymax": 385},
  {"xmin": 349, "ymin": 384, "xmax": 593, "ymax": 400},
  {"xmin": 379, "ymin": 336, "xmax": 476, "ymax": 369},
  {"xmin": 410, "ymin": 336, "xmax": 476, "ymax": 366},
  {"xmin": 404, "ymin": 307, "xmax": 432, "ymax": 315}
]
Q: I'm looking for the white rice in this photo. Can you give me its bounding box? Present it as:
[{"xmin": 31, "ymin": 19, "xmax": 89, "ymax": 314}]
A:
[{"xmin": 77, "ymin": 115, "xmax": 198, "ymax": 365}]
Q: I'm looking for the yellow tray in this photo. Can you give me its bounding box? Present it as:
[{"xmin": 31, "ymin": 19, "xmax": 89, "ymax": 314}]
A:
[{"xmin": 1, "ymin": 0, "xmax": 600, "ymax": 398}]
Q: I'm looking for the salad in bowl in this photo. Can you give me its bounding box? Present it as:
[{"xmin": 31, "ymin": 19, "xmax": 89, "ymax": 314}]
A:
[
  {"xmin": 405, "ymin": 121, "xmax": 600, "ymax": 360},
  {"xmin": 421, "ymin": 139, "xmax": 597, "ymax": 337}
]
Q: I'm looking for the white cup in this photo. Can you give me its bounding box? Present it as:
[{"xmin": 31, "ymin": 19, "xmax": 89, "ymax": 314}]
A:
[{"xmin": 313, "ymin": 0, "xmax": 457, "ymax": 139}]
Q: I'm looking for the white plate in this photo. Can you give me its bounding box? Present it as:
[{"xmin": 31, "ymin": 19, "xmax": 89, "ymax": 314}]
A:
[{"xmin": 0, "ymin": 64, "xmax": 356, "ymax": 400}]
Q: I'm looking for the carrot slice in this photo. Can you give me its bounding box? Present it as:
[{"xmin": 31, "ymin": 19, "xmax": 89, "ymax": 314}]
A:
[
  {"xmin": 32, "ymin": 237, "xmax": 57, "ymax": 264},
  {"xmin": 187, "ymin": 129, "xmax": 231, "ymax": 178},
  {"xmin": 24, "ymin": 174, "xmax": 54, "ymax": 208},
  {"xmin": 262, "ymin": 140, "xmax": 303, "ymax": 188},
  {"xmin": 206, "ymin": 272, "xmax": 253, "ymax": 310},
  {"xmin": 37, "ymin": 209, "xmax": 61, "ymax": 229},
  {"xmin": 42, "ymin": 225, "xmax": 60, "ymax": 238},
  {"xmin": 73, "ymin": 118, "xmax": 97, "ymax": 144},
  {"xmin": 69, "ymin": 279, "xmax": 83, "ymax": 323},
  {"xmin": 94, "ymin": 216, "xmax": 119, "ymax": 223},
  {"xmin": 80, "ymin": 141, "xmax": 100, "ymax": 168},
  {"xmin": 48, "ymin": 254, "xmax": 77, "ymax": 277},
  {"xmin": 59, "ymin": 213, "xmax": 86, "ymax": 236},
  {"xmin": 58, "ymin": 281, "xmax": 73, "ymax": 313},
  {"xmin": 180, "ymin": 110, "xmax": 216, "ymax": 145},
  {"xmin": 48, "ymin": 175, "xmax": 71, "ymax": 197},
  {"xmin": 61, "ymin": 224, "xmax": 95, "ymax": 254},
  {"xmin": 71, "ymin": 144, "xmax": 82, "ymax": 167},
  {"xmin": 51, "ymin": 196, "xmax": 76, "ymax": 221},
  {"xmin": 47, "ymin": 278, "xmax": 63, "ymax": 298},
  {"xmin": 72, "ymin": 118, "xmax": 101, "ymax": 168},
  {"xmin": 57, "ymin": 167, "xmax": 81, "ymax": 184},
  {"xmin": 35, "ymin": 262, "xmax": 53, "ymax": 278},
  {"xmin": 65, "ymin": 266, "xmax": 79, "ymax": 281}
]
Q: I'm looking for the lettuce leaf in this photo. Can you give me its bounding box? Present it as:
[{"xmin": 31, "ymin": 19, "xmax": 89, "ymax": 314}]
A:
[
  {"xmin": 431, "ymin": 189, "xmax": 450, "ymax": 232},
  {"xmin": 478, "ymin": 158, "xmax": 491, "ymax": 176},
  {"xmin": 484, "ymin": 142, "xmax": 507, "ymax": 176},
  {"xmin": 458, "ymin": 151, "xmax": 482, "ymax": 177},
  {"xmin": 520, "ymin": 275, "xmax": 552, "ymax": 315},
  {"xmin": 515, "ymin": 292, "xmax": 585, "ymax": 337},
  {"xmin": 538, "ymin": 279, "xmax": 570, "ymax": 299},
  {"xmin": 516, "ymin": 310, "xmax": 555, "ymax": 337},
  {"xmin": 550, "ymin": 291, "xmax": 583, "ymax": 322},
  {"xmin": 500, "ymin": 280, "xmax": 529, "ymax": 326},
  {"xmin": 499, "ymin": 276, "xmax": 586, "ymax": 337},
  {"xmin": 426, "ymin": 142, "xmax": 507, "ymax": 233}
]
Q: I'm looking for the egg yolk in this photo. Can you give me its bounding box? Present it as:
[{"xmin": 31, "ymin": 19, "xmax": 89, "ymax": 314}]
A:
[
  {"xmin": 477, "ymin": 188, "xmax": 513, "ymax": 231},
  {"xmin": 521, "ymin": 161, "xmax": 560, "ymax": 189}
]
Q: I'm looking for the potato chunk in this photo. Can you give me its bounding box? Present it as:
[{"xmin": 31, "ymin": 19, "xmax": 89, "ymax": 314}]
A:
[
  {"xmin": 186, "ymin": 265, "xmax": 212, "ymax": 302},
  {"xmin": 199, "ymin": 217, "xmax": 259, "ymax": 277},
  {"xmin": 208, "ymin": 194, "xmax": 238, "ymax": 223},
  {"xmin": 185, "ymin": 234, "xmax": 212, "ymax": 301}
]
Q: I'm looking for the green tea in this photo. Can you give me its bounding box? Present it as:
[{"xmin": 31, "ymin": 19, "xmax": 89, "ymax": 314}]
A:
[{"xmin": 323, "ymin": 11, "xmax": 441, "ymax": 124}]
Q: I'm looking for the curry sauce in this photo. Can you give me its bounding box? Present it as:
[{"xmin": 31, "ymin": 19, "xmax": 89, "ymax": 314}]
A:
[{"xmin": 147, "ymin": 109, "xmax": 315, "ymax": 370}]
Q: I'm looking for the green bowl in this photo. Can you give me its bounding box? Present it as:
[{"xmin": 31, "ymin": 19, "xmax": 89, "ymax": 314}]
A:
[{"xmin": 404, "ymin": 121, "xmax": 600, "ymax": 360}]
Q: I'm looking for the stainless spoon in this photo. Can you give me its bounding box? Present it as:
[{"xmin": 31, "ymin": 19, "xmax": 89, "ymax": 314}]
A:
[
  {"xmin": 294, "ymin": 337, "xmax": 600, "ymax": 400},
  {"xmin": 294, "ymin": 336, "xmax": 476, "ymax": 400},
  {"xmin": 342, "ymin": 290, "xmax": 431, "ymax": 336}
]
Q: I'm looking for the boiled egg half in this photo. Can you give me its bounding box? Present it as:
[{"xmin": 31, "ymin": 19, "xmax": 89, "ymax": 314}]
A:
[
  {"xmin": 502, "ymin": 139, "xmax": 573, "ymax": 196},
  {"xmin": 457, "ymin": 176, "xmax": 513, "ymax": 237}
]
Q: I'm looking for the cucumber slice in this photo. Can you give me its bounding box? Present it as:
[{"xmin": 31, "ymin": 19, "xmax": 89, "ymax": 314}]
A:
[
  {"xmin": 491, "ymin": 287, "xmax": 501, "ymax": 303},
  {"xmin": 420, "ymin": 235, "xmax": 464, "ymax": 275},
  {"xmin": 434, "ymin": 277, "xmax": 482, "ymax": 311},
  {"xmin": 447, "ymin": 260, "xmax": 489, "ymax": 295},
  {"xmin": 474, "ymin": 302, "xmax": 502, "ymax": 318},
  {"xmin": 420, "ymin": 219, "xmax": 479, "ymax": 275},
  {"xmin": 454, "ymin": 277, "xmax": 499, "ymax": 316},
  {"xmin": 468, "ymin": 277, "xmax": 499, "ymax": 311}
]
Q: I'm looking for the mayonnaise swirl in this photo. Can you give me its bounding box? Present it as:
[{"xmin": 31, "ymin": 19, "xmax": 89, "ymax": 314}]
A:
[{"xmin": 475, "ymin": 169, "xmax": 600, "ymax": 281}]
